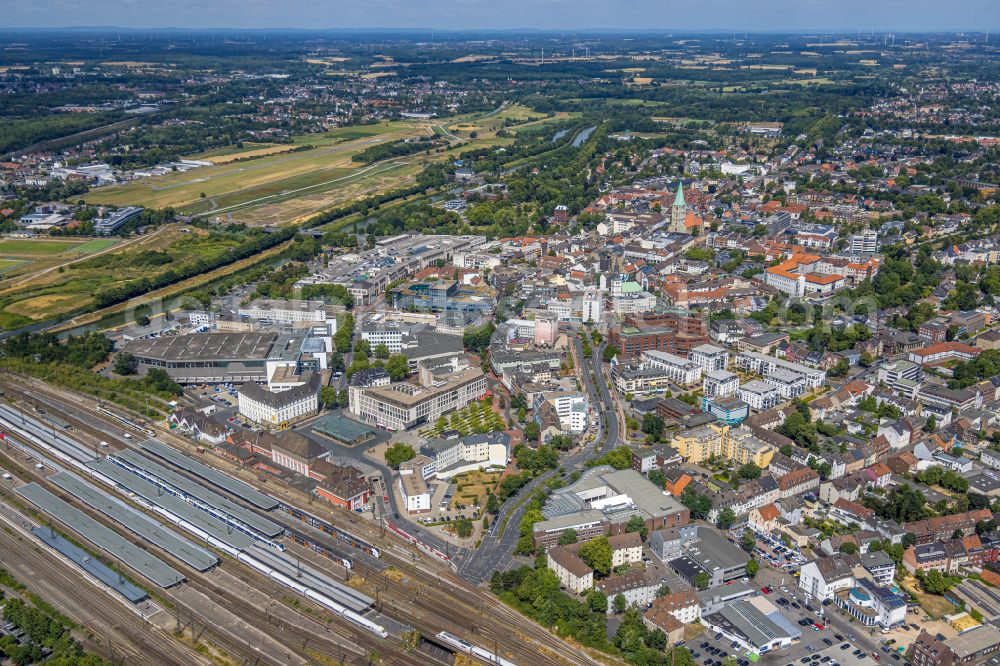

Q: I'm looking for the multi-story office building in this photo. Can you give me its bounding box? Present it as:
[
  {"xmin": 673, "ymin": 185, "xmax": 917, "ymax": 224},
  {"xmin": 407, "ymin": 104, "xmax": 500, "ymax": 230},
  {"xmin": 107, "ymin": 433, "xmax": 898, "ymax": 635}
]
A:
[
  {"xmin": 734, "ymin": 351, "xmax": 826, "ymax": 390},
  {"xmin": 239, "ymin": 299, "xmax": 336, "ymax": 326},
  {"xmin": 349, "ymin": 355, "xmax": 487, "ymax": 430}
]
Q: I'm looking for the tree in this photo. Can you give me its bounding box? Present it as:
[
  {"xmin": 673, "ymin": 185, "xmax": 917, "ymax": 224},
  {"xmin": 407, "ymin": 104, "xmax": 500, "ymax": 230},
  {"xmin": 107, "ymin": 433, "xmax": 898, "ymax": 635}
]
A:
[
  {"xmin": 679, "ymin": 487, "xmax": 712, "ymax": 520},
  {"xmin": 656, "ymin": 584, "xmax": 671, "ymax": 598},
  {"xmin": 113, "ymin": 352, "xmax": 136, "ymax": 375},
  {"xmin": 374, "ymin": 343, "xmax": 391, "ymax": 360},
  {"xmin": 523, "ymin": 421, "xmax": 541, "ymax": 444},
  {"xmin": 558, "ymin": 529, "xmax": 578, "ymax": 545},
  {"xmin": 612, "ymin": 593, "xmax": 628, "ymax": 614},
  {"xmin": 626, "ymin": 515, "xmax": 648, "ymax": 540},
  {"xmin": 840, "ymin": 541, "xmax": 859, "ymax": 555},
  {"xmin": 925, "ymin": 414, "xmax": 937, "ymax": 433},
  {"xmin": 385, "ymin": 354, "xmax": 410, "ymax": 382},
  {"xmin": 693, "ymin": 572, "xmax": 710, "ymax": 590},
  {"xmin": 578, "ymin": 536, "xmax": 613, "ymax": 577},
  {"xmin": 354, "ymin": 339, "xmax": 371, "ymax": 356},
  {"xmin": 740, "ymin": 530, "xmax": 757, "ymax": 553},
  {"xmin": 737, "ymin": 463, "xmax": 762, "ymax": 480},
  {"xmin": 602, "ymin": 345, "xmax": 618, "ymax": 363},
  {"xmin": 717, "ymin": 507, "xmax": 737, "ymax": 530},
  {"xmin": 587, "ymin": 589, "xmax": 608, "ymax": 613},
  {"xmin": 454, "ymin": 518, "xmax": 473, "ymax": 538},
  {"xmin": 319, "ymin": 386, "xmax": 340, "ymax": 409},
  {"xmin": 641, "ymin": 414, "xmax": 665, "ymax": 441},
  {"xmin": 384, "ymin": 443, "xmax": 416, "ymax": 469},
  {"xmin": 746, "ymin": 559, "xmax": 759, "ymax": 579},
  {"xmin": 648, "ymin": 468, "xmax": 667, "ymax": 489}
]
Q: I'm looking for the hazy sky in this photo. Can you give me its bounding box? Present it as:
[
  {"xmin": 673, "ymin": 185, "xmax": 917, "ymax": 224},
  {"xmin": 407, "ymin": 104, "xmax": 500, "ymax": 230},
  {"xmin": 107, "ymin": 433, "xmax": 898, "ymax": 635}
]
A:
[{"xmin": 5, "ymin": 0, "xmax": 1000, "ymax": 32}]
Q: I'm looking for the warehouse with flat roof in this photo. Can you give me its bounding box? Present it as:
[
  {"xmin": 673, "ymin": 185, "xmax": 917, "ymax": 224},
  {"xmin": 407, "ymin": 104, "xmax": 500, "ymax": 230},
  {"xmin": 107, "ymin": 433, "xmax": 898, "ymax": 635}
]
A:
[{"xmin": 120, "ymin": 332, "xmax": 278, "ymax": 383}]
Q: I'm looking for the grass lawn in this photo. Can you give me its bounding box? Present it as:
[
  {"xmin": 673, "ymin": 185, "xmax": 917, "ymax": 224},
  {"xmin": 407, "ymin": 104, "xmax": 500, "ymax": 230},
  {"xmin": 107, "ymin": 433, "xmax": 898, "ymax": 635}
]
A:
[
  {"xmin": 0, "ymin": 259, "xmax": 23, "ymax": 272},
  {"xmin": 450, "ymin": 470, "xmax": 502, "ymax": 511},
  {"xmin": 0, "ymin": 238, "xmax": 84, "ymax": 256},
  {"xmin": 0, "ymin": 225, "xmax": 241, "ymax": 327},
  {"xmin": 69, "ymin": 238, "xmax": 120, "ymax": 254}
]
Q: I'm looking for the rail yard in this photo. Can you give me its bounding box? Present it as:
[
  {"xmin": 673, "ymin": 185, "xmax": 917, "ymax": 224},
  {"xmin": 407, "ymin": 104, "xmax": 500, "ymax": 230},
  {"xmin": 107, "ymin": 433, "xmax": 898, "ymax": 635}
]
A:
[{"xmin": 0, "ymin": 371, "xmax": 603, "ymax": 666}]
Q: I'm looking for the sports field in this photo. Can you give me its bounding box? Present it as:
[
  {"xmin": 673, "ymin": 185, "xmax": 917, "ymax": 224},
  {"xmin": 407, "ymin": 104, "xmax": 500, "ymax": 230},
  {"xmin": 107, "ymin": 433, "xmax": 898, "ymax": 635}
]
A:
[{"xmin": 0, "ymin": 238, "xmax": 86, "ymax": 256}]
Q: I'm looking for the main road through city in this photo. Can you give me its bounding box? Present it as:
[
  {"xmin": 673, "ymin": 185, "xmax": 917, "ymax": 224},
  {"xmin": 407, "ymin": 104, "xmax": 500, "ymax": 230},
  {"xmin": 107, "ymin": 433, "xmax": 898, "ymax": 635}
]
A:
[{"xmin": 455, "ymin": 335, "xmax": 620, "ymax": 583}]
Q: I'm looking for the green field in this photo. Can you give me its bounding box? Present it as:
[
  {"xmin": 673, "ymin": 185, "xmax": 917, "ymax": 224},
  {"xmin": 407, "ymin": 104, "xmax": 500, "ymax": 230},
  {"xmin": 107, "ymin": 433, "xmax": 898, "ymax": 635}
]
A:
[
  {"xmin": 0, "ymin": 259, "xmax": 22, "ymax": 272},
  {"xmin": 0, "ymin": 225, "xmax": 237, "ymax": 329},
  {"xmin": 0, "ymin": 238, "xmax": 85, "ymax": 256},
  {"xmin": 86, "ymin": 120, "xmax": 430, "ymax": 222},
  {"xmin": 85, "ymin": 110, "xmax": 547, "ymax": 226},
  {"xmin": 69, "ymin": 238, "xmax": 120, "ymax": 254}
]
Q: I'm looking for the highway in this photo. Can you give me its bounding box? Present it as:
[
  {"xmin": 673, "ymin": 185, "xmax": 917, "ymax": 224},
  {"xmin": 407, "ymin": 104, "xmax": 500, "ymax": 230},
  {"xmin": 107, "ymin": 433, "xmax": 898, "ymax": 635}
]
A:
[{"xmin": 456, "ymin": 333, "xmax": 620, "ymax": 584}]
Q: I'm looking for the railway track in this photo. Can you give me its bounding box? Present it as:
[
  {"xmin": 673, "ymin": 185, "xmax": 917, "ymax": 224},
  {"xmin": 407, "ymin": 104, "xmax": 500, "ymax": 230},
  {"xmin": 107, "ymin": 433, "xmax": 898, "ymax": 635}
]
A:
[
  {"xmin": 0, "ymin": 375, "xmax": 606, "ymax": 665},
  {"xmin": 0, "ymin": 407, "xmax": 436, "ymax": 665}
]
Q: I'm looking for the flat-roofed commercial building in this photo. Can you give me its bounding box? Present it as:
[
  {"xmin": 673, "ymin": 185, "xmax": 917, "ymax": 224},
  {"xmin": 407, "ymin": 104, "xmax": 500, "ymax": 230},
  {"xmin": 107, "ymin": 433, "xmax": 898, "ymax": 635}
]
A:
[
  {"xmin": 238, "ymin": 299, "xmax": 335, "ymax": 326},
  {"xmin": 121, "ymin": 332, "xmax": 278, "ymax": 384},
  {"xmin": 349, "ymin": 356, "xmax": 487, "ymax": 431}
]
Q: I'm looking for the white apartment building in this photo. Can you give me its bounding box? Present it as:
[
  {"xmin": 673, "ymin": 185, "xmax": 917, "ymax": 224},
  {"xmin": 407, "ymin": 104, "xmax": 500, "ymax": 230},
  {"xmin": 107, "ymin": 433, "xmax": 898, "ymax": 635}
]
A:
[
  {"xmin": 642, "ymin": 350, "xmax": 702, "ymax": 387},
  {"xmin": 421, "ymin": 432, "xmax": 510, "ymax": 479},
  {"xmin": 738, "ymin": 380, "xmax": 782, "ymax": 411},
  {"xmin": 582, "ymin": 291, "xmax": 604, "ymax": 323},
  {"xmin": 398, "ymin": 471, "xmax": 431, "ymax": 513},
  {"xmin": 689, "ymin": 344, "xmax": 729, "ymax": 373},
  {"xmin": 239, "ymin": 299, "xmax": 336, "ymax": 327},
  {"xmin": 799, "ymin": 558, "xmax": 855, "ymax": 602},
  {"xmin": 547, "ymin": 392, "xmax": 590, "ymax": 433},
  {"xmin": 735, "ymin": 351, "xmax": 826, "ymax": 390},
  {"xmin": 360, "ymin": 324, "xmax": 404, "ymax": 354},
  {"xmin": 237, "ymin": 374, "xmax": 320, "ymax": 427},
  {"xmin": 703, "ymin": 369, "xmax": 739, "ymax": 398},
  {"xmin": 849, "ymin": 229, "xmax": 878, "ymax": 255},
  {"xmin": 764, "ymin": 367, "xmax": 809, "ymax": 398}
]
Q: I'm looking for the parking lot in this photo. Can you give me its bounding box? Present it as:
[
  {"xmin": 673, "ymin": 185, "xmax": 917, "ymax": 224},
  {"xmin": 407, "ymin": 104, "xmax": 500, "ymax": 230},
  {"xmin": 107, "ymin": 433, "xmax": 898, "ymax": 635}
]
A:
[{"xmin": 731, "ymin": 526, "xmax": 806, "ymax": 574}]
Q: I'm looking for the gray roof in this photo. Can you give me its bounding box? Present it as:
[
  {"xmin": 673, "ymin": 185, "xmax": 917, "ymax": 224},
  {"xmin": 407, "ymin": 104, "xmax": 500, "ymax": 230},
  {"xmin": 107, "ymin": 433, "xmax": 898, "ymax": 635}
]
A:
[
  {"xmin": 17, "ymin": 482, "xmax": 184, "ymax": 588},
  {"xmin": 139, "ymin": 438, "xmax": 278, "ymax": 511},
  {"xmin": 946, "ymin": 624, "xmax": 1000, "ymax": 659},
  {"xmin": 122, "ymin": 332, "xmax": 277, "ymax": 361},
  {"xmin": 686, "ymin": 527, "xmax": 751, "ymax": 572},
  {"xmin": 706, "ymin": 600, "xmax": 799, "ymax": 649},
  {"xmin": 87, "ymin": 458, "xmax": 256, "ymax": 550},
  {"xmin": 49, "ymin": 472, "xmax": 218, "ymax": 572},
  {"xmin": 33, "ymin": 527, "xmax": 148, "ymax": 603},
  {"xmin": 111, "ymin": 449, "xmax": 282, "ymax": 538},
  {"xmin": 238, "ymin": 372, "xmax": 320, "ymax": 410}
]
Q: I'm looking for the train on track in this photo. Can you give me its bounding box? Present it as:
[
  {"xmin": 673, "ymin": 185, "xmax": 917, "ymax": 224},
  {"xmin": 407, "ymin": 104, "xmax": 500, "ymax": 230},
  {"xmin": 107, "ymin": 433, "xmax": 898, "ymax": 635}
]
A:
[
  {"xmin": 96, "ymin": 406, "xmax": 156, "ymax": 438},
  {"xmin": 281, "ymin": 503, "xmax": 381, "ymax": 559},
  {"xmin": 435, "ymin": 632, "xmax": 516, "ymax": 666},
  {"xmin": 0, "ymin": 409, "xmax": 388, "ymax": 640}
]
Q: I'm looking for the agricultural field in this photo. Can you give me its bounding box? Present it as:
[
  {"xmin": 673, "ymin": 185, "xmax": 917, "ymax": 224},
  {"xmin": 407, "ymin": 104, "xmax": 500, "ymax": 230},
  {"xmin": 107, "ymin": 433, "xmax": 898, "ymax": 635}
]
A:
[{"xmin": 0, "ymin": 225, "xmax": 232, "ymax": 329}]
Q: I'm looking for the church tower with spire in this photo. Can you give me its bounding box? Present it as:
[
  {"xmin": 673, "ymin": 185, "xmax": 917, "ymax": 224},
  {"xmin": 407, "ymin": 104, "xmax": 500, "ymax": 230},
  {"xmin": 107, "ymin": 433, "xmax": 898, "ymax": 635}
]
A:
[{"xmin": 670, "ymin": 182, "xmax": 687, "ymax": 233}]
